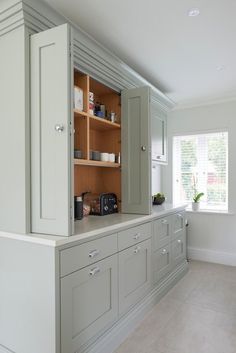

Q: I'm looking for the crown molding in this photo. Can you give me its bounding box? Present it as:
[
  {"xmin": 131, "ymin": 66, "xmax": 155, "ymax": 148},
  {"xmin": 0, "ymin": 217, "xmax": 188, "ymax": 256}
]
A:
[{"xmin": 0, "ymin": 1, "xmax": 24, "ymax": 37}]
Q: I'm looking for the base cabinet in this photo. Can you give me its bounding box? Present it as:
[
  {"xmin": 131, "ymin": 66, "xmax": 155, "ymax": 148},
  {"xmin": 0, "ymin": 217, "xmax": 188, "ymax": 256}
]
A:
[
  {"xmin": 61, "ymin": 255, "xmax": 118, "ymax": 353},
  {"xmin": 60, "ymin": 213, "xmax": 186, "ymax": 353},
  {"xmin": 152, "ymin": 212, "xmax": 186, "ymax": 285},
  {"xmin": 118, "ymin": 239, "xmax": 151, "ymax": 316}
]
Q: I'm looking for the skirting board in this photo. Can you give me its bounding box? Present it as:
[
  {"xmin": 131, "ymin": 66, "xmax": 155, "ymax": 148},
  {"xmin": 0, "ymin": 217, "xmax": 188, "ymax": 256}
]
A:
[
  {"xmin": 83, "ymin": 260, "xmax": 188, "ymax": 353},
  {"xmin": 188, "ymin": 246, "xmax": 236, "ymax": 266}
]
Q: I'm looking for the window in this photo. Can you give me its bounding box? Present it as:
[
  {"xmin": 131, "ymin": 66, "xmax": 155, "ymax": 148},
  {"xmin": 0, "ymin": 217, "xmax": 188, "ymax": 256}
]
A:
[{"xmin": 173, "ymin": 131, "xmax": 228, "ymax": 211}]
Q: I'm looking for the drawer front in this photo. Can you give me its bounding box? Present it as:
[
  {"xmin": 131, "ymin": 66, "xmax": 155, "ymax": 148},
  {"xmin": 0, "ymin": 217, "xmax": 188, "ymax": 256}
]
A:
[
  {"xmin": 60, "ymin": 233, "xmax": 117, "ymax": 277},
  {"xmin": 172, "ymin": 212, "xmax": 185, "ymax": 240},
  {"xmin": 153, "ymin": 244, "xmax": 171, "ymax": 284},
  {"xmin": 118, "ymin": 222, "xmax": 151, "ymax": 251},
  {"xmin": 119, "ymin": 239, "xmax": 151, "ymax": 316},
  {"xmin": 153, "ymin": 216, "xmax": 171, "ymax": 250},
  {"xmin": 61, "ymin": 255, "xmax": 118, "ymax": 353},
  {"xmin": 171, "ymin": 232, "xmax": 186, "ymax": 267}
]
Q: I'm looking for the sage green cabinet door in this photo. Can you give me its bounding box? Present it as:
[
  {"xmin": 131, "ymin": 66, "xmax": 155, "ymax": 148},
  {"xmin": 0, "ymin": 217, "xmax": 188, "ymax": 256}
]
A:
[
  {"xmin": 171, "ymin": 232, "xmax": 186, "ymax": 267},
  {"xmin": 61, "ymin": 255, "xmax": 118, "ymax": 353},
  {"xmin": 151, "ymin": 101, "xmax": 167, "ymax": 164},
  {"xmin": 153, "ymin": 244, "xmax": 171, "ymax": 285},
  {"xmin": 31, "ymin": 24, "xmax": 73, "ymax": 236},
  {"xmin": 119, "ymin": 239, "xmax": 151, "ymax": 316},
  {"xmin": 121, "ymin": 86, "xmax": 151, "ymax": 214}
]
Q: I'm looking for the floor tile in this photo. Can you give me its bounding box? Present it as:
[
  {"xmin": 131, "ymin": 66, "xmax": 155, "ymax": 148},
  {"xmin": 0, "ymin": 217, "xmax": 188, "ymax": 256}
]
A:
[
  {"xmin": 115, "ymin": 261, "xmax": 236, "ymax": 353},
  {"xmin": 185, "ymin": 275, "xmax": 236, "ymax": 315}
]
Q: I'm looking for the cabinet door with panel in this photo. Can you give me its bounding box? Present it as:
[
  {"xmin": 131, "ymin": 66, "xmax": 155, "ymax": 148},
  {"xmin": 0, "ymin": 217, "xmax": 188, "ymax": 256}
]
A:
[
  {"xmin": 31, "ymin": 23, "xmax": 73, "ymax": 236},
  {"xmin": 171, "ymin": 232, "xmax": 186, "ymax": 268},
  {"xmin": 151, "ymin": 100, "xmax": 167, "ymax": 164},
  {"xmin": 121, "ymin": 86, "xmax": 151, "ymax": 215},
  {"xmin": 153, "ymin": 243, "xmax": 171, "ymax": 284},
  {"xmin": 118, "ymin": 239, "xmax": 151, "ymax": 316},
  {"xmin": 61, "ymin": 255, "xmax": 118, "ymax": 353}
]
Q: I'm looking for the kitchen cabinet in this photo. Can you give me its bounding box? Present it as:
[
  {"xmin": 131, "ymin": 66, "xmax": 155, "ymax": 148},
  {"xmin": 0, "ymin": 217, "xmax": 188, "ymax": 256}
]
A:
[
  {"xmin": 118, "ymin": 239, "xmax": 151, "ymax": 316},
  {"xmin": 151, "ymin": 99, "xmax": 167, "ymax": 164},
  {"xmin": 152, "ymin": 212, "xmax": 186, "ymax": 285},
  {"xmin": 0, "ymin": 204, "xmax": 187, "ymax": 353},
  {"xmin": 61, "ymin": 254, "xmax": 118, "ymax": 353},
  {"xmin": 30, "ymin": 25, "xmax": 162, "ymax": 236},
  {"xmin": 0, "ymin": 0, "xmax": 174, "ymax": 236}
]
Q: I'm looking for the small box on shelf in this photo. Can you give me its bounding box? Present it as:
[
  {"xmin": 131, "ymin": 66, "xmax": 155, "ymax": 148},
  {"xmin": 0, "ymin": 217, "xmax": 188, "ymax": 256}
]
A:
[{"xmin": 74, "ymin": 86, "xmax": 83, "ymax": 111}]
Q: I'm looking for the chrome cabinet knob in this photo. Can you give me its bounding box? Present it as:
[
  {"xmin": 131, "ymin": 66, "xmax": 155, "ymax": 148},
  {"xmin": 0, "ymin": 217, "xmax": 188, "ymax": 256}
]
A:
[
  {"xmin": 55, "ymin": 124, "xmax": 64, "ymax": 132},
  {"xmin": 134, "ymin": 246, "xmax": 141, "ymax": 254},
  {"xmin": 89, "ymin": 267, "xmax": 100, "ymax": 276},
  {"xmin": 133, "ymin": 233, "xmax": 140, "ymax": 240},
  {"xmin": 141, "ymin": 146, "xmax": 146, "ymax": 151},
  {"xmin": 88, "ymin": 249, "xmax": 100, "ymax": 258},
  {"xmin": 161, "ymin": 248, "xmax": 168, "ymax": 255},
  {"xmin": 177, "ymin": 239, "xmax": 182, "ymax": 244}
]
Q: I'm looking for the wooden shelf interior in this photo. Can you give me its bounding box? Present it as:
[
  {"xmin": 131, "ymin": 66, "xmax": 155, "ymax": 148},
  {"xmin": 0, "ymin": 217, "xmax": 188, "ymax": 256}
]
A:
[
  {"xmin": 74, "ymin": 165, "xmax": 121, "ymax": 209},
  {"xmin": 73, "ymin": 69, "xmax": 122, "ymax": 210},
  {"xmin": 74, "ymin": 159, "xmax": 120, "ymax": 168},
  {"xmin": 89, "ymin": 77, "xmax": 121, "ymax": 124}
]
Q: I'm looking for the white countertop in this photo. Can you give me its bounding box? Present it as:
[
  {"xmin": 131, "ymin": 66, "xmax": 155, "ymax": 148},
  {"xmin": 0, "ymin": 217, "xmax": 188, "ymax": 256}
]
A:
[{"xmin": 0, "ymin": 204, "xmax": 187, "ymax": 248}]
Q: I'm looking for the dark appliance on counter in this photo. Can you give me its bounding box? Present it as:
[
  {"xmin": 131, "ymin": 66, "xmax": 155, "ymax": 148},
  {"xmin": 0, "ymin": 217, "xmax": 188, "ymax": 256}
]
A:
[{"xmin": 84, "ymin": 193, "xmax": 118, "ymax": 216}]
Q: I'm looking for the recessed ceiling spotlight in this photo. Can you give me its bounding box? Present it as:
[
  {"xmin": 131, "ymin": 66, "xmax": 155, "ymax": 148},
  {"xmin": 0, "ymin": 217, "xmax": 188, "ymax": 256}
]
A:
[{"xmin": 188, "ymin": 8, "xmax": 200, "ymax": 17}]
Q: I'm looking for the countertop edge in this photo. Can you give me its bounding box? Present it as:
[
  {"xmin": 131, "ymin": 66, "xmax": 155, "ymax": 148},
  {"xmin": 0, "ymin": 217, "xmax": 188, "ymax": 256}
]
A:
[{"xmin": 0, "ymin": 204, "xmax": 187, "ymax": 247}]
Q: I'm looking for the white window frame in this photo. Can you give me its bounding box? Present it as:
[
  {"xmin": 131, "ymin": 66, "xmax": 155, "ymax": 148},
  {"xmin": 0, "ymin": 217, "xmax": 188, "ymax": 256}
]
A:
[{"xmin": 172, "ymin": 130, "xmax": 229, "ymax": 212}]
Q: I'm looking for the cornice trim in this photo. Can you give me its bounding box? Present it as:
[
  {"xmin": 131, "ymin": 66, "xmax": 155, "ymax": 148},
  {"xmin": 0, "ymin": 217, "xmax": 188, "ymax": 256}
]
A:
[
  {"xmin": 173, "ymin": 93, "xmax": 236, "ymax": 111},
  {"xmin": 0, "ymin": 1, "xmax": 24, "ymax": 37}
]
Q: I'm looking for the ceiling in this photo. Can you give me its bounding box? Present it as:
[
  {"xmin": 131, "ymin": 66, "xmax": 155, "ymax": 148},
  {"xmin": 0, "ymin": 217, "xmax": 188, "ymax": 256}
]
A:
[{"xmin": 44, "ymin": 0, "xmax": 236, "ymax": 107}]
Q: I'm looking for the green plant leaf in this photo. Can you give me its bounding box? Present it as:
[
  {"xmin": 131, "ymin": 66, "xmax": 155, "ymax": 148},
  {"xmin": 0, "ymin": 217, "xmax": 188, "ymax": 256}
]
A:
[{"xmin": 193, "ymin": 192, "xmax": 204, "ymax": 203}]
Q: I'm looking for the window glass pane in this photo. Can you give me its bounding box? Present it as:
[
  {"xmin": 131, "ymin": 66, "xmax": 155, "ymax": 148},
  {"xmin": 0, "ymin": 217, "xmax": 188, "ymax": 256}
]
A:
[{"xmin": 173, "ymin": 132, "xmax": 228, "ymax": 211}]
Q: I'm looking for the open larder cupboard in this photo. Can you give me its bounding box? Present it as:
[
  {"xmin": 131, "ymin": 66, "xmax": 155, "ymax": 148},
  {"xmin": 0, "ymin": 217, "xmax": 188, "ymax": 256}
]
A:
[{"xmin": 30, "ymin": 23, "xmax": 153, "ymax": 236}]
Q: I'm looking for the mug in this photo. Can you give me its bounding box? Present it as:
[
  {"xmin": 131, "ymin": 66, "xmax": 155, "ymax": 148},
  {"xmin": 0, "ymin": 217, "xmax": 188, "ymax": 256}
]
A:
[{"xmin": 101, "ymin": 153, "xmax": 109, "ymax": 162}]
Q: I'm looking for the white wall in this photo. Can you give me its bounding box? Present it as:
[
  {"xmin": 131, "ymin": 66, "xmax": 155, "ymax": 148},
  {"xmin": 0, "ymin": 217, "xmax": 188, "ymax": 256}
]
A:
[{"xmin": 163, "ymin": 100, "xmax": 236, "ymax": 266}]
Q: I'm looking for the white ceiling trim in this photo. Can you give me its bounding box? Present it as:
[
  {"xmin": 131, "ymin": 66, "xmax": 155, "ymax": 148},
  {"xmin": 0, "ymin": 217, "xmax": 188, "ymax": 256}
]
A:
[{"xmin": 173, "ymin": 91, "xmax": 236, "ymax": 111}]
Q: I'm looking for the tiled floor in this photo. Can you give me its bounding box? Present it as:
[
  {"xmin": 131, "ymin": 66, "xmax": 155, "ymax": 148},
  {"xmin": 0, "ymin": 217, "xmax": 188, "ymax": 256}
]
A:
[{"xmin": 115, "ymin": 261, "xmax": 236, "ymax": 353}]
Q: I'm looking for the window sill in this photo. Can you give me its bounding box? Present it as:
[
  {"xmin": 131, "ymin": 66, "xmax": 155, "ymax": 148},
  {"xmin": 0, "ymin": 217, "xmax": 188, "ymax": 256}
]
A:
[{"xmin": 186, "ymin": 209, "xmax": 234, "ymax": 216}]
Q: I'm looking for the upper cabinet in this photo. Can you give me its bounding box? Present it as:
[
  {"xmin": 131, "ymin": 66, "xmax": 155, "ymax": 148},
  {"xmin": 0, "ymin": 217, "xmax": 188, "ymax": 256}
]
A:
[
  {"xmin": 29, "ymin": 21, "xmax": 172, "ymax": 236},
  {"xmin": 151, "ymin": 99, "xmax": 168, "ymax": 164}
]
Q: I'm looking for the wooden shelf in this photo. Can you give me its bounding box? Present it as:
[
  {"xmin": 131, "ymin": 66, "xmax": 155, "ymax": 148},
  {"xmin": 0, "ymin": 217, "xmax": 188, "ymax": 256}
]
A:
[
  {"xmin": 74, "ymin": 159, "xmax": 120, "ymax": 168},
  {"xmin": 74, "ymin": 109, "xmax": 120, "ymax": 130},
  {"xmin": 74, "ymin": 109, "xmax": 87, "ymax": 118},
  {"xmin": 89, "ymin": 115, "xmax": 121, "ymax": 131}
]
